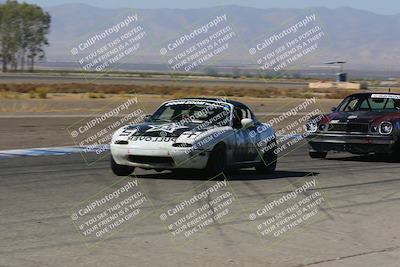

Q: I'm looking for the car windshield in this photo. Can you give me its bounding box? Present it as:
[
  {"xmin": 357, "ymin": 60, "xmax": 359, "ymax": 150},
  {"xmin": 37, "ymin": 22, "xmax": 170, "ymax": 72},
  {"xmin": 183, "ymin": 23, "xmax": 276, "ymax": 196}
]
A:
[
  {"xmin": 150, "ymin": 101, "xmax": 231, "ymax": 126},
  {"xmin": 337, "ymin": 94, "xmax": 400, "ymax": 112}
]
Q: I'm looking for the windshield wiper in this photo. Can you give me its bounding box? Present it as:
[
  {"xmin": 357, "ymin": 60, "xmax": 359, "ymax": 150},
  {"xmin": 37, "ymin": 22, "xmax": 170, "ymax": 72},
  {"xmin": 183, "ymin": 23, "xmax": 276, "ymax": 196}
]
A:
[
  {"xmin": 188, "ymin": 119, "xmax": 204, "ymax": 124},
  {"xmin": 152, "ymin": 118, "xmax": 172, "ymax": 123}
]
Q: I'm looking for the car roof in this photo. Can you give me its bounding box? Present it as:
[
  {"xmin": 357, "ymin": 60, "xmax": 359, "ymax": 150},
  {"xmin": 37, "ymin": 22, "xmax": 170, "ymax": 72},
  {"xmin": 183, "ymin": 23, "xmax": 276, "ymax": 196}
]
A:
[
  {"xmin": 172, "ymin": 97, "xmax": 246, "ymax": 106},
  {"xmin": 347, "ymin": 92, "xmax": 400, "ymax": 98},
  {"xmin": 169, "ymin": 97, "xmax": 247, "ymax": 108}
]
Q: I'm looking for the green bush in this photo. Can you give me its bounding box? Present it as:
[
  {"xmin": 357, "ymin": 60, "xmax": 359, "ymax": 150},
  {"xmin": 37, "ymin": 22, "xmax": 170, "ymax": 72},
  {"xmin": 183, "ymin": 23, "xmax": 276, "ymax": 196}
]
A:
[
  {"xmin": 27, "ymin": 87, "xmax": 49, "ymax": 99},
  {"xmin": 35, "ymin": 87, "xmax": 49, "ymax": 99}
]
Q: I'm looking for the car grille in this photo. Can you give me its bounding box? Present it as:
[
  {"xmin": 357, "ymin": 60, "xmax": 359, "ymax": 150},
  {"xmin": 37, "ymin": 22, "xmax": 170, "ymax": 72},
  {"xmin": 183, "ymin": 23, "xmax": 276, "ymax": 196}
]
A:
[
  {"xmin": 128, "ymin": 155, "xmax": 174, "ymax": 165},
  {"xmin": 132, "ymin": 128, "xmax": 189, "ymax": 138},
  {"xmin": 328, "ymin": 124, "xmax": 347, "ymax": 132},
  {"xmin": 132, "ymin": 132, "xmax": 177, "ymax": 137},
  {"xmin": 328, "ymin": 123, "xmax": 369, "ymax": 133}
]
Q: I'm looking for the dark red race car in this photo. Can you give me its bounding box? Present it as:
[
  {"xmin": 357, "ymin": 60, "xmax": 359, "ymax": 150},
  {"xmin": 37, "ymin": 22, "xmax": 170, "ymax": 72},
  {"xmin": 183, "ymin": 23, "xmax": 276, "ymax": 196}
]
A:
[{"xmin": 306, "ymin": 92, "xmax": 400, "ymax": 159}]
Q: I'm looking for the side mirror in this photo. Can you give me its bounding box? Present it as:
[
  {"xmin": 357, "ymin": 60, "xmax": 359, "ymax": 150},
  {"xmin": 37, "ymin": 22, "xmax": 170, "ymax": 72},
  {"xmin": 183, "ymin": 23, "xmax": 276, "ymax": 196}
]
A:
[
  {"xmin": 143, "ymin": 114, "xmax": 152, "ymax": 122},
  {"xmin": 331, "ymin": 107, "xmax": 337, "ymax": 112},
  {"xmin": 241, "ymin": 118, "xmax": 254, "ymax": 129}
]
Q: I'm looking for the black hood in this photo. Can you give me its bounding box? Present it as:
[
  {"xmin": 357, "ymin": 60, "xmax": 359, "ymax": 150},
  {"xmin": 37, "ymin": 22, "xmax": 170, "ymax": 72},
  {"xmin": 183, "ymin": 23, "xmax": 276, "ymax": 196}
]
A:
[
  {"xmin": 125, "ymin": 121, "xmax": 209, "ymax": 137},
  {"xmin": 329, "ymin": 111, "xmax": 393, "ymax": 124}
]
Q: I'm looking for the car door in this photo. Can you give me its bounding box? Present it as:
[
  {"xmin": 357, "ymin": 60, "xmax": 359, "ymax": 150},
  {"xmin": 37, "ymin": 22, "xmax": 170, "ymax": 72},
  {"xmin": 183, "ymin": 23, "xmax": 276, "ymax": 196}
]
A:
[{"xmin": 232, "ymin": 106, "xmax": 258, "ymax": 162}]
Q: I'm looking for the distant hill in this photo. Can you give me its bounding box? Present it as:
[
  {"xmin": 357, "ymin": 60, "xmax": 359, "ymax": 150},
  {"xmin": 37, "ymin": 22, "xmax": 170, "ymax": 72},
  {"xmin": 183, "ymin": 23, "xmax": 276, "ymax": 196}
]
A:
[{"xmin": 42, "ymin": 4, "xmax": 400, "ymax": 70}]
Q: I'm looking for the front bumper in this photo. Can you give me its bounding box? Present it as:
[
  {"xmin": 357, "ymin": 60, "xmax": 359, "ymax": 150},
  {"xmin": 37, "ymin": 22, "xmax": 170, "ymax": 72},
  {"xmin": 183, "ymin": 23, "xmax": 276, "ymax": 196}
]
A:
[
  {"xmin": 110, "ymin": 144, "xmax": 210, "ymax": 169},
  {"xmin": 306, "ymin": 133, "xmax": 398, "ymax": 154}
]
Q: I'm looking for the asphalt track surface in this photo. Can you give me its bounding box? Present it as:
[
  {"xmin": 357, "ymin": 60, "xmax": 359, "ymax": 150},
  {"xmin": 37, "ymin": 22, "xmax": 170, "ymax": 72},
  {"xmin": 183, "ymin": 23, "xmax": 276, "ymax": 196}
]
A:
[{"xmin": 1, "ymin": 144, "xmax": 400, "ymax": 267}]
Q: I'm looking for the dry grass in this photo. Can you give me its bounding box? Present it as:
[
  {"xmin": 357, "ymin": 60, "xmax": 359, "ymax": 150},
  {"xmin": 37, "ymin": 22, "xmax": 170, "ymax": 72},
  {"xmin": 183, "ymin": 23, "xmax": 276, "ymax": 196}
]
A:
[
  {"xmin": 0, "ymin": 91, "xmax": 22, "ymax": 99},
  {"xmin": 0, "ymin": 83, "xmax": 381, "ymax": 100},
  {"xmin": 87, "ymin": 92, "xmax": 106, "ymax": 99}
]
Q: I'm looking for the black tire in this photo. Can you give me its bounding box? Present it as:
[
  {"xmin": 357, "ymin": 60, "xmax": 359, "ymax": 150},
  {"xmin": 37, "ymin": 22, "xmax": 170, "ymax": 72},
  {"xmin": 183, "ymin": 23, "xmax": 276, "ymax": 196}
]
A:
[
  {"xmin": 172, "ymin": 169, "xmax": 191, "ymax": 176},
  {"xmin": 111, "ymin": 157, "xmax": 135, "ymax": 176},
  {"xmin": 390, "ymin": 142, "xmax": 400, "ymax": 161},
  {"xmin": 309, "ymin": 151, "xmax": 328, "ymax": 159},
  {"xmin": 378, "ymin": 144, "xmax": 400, "ymax": 162},
  {"xmin": 204, "ymin": 143, "xmax": 227, "ymax": 177},
  {"xmin": 256, "ymin": 143, "xmax": 277, "ymax": 174}
]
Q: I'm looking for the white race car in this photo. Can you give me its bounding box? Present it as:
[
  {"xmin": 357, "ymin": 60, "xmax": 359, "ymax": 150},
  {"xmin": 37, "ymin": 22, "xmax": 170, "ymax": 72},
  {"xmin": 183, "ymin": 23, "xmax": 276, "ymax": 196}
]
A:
[{"xmin": 110, "ymin": 98, "xmax": 277, "ymax": 176}]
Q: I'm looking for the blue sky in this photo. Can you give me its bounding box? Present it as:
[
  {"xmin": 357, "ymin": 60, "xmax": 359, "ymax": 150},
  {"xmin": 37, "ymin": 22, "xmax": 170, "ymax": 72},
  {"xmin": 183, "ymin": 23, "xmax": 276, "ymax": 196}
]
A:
[{"xmin": 4, "ymin": 0, "xmax": 400, "ymax": 15}]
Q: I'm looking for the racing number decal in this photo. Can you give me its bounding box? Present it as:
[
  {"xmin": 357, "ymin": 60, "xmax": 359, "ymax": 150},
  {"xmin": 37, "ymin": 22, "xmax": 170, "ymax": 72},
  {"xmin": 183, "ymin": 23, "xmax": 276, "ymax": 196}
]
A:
[{"xmin": 120, "ymin": 128, "xmax": 137, "ymax": 137}]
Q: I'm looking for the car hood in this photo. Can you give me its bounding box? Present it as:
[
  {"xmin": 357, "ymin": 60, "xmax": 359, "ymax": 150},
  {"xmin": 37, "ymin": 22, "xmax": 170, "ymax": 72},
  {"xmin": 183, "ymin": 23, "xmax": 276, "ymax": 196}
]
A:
[
  {"xmin": 327, "ymin": 111, "xmax": 400, "ymax": 124},
  {"xmin": 112, "ymin": 121, "xmax": 233, "ymax": 149}
]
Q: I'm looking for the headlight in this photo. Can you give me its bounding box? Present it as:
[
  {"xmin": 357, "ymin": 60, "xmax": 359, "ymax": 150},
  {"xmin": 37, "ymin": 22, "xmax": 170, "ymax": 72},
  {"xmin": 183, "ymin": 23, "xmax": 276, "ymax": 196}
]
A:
[
  {"xmin": 379, "ymin": 121, "xmax": 393, "ymax": 135},
  {"xmin": 318, "ymin": 124, "xmax": 328, "ymax": 131},
  {"xmin": 172, "ymin": 143, "xmax": 193, "ymax": 148},
  {"xmin": 306, "ymin": 120, "xmax": 318, "ymax": 133},
  {"xmin": 114, "ymin": 140, "xmax": 128, "ymax": 145}
]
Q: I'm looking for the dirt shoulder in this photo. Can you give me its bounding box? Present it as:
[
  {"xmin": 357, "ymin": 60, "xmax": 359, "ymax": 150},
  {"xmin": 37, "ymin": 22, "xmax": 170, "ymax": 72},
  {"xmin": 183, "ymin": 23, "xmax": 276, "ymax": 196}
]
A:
[
  {"xmin": 0, "ymin": 93, "xmax": 341, "ymax": 114},
  {"xmin": 0, "ymin": 94, "xmax": 341, "ymax": 150}
]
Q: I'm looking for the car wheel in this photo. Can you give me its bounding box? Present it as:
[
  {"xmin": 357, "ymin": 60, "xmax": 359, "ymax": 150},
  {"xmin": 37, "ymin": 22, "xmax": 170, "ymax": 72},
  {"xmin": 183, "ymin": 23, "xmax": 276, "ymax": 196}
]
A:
[
  {"xmin": 392, "ymin": 141, "xmax": 400, "ymax": 159},
  {"xmin": 111, "ymin": 157, "xmax": 135, "ymax": 176},
  {"xmin": 309, "ymin": 151, "xmax": 327, "ymax": 159},
  {"xmin": 381, "ymin": 143, "xmax": 400, "ymax": 161},
  {"xmin": 256, "ymin": 142, "xmax": 277, "ymax": 174},
  {"xmin": 204, "ymin": 143, "xmax": 226, "ymax": 177}
]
